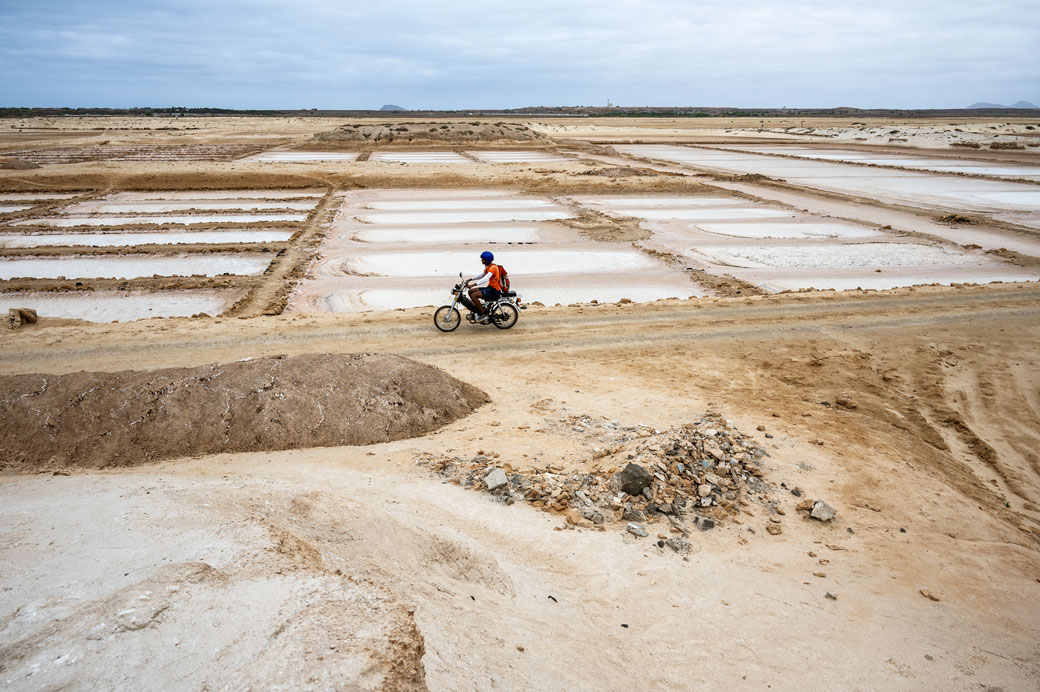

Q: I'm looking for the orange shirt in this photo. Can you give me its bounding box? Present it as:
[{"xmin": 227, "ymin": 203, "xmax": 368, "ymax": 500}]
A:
[{"xmin": 485, "ymin": 264, "xmax": 504, "ymax": 291}]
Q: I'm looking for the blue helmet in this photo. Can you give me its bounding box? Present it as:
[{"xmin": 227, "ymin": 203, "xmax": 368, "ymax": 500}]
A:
[{"xmin": 480, "ymin": 251, "xmax": 494, "ymax": 264}]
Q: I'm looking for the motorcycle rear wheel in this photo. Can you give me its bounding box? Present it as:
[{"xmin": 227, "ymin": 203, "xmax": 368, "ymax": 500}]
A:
[
  {"xmin": 490, "ymin": 303, "xmax": 519, "ymax": 330},
  {"xmin": 434, "ymin": 306, "xmax": 461, "ymax": 332}
]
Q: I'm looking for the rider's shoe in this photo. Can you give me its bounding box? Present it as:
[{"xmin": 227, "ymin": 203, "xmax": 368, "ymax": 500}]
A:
[{"xmin": 475, "ymin": 314, "xmax": 490, "ymax": 324}]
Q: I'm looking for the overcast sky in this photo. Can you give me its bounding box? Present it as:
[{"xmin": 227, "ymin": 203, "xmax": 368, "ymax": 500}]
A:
[{"xmin": 1, "ymin": 0, "xmax": 1037, "ymax": 109}]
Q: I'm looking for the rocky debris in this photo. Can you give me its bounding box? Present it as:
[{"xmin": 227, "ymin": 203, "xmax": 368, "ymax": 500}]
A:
[
  {"xmin": 578, "ymin": 166, "xmax": 659, "ymax": 177},
  {"xmin": 7, "ymin": 307, "xmax": 38, "ymax": 329},
  {"xmin": 825, "ymin": 592, "xmax": 837, "ymax": 600},
  {"xmin": 766, "ymin": 523, "xmax": 783, "ymax": 535},
  {"xmin": 626, "ymin": 523, "xmax": 649, "ymax": 538},
  {"xmin": 484, "ymin": 468, "xmax": 508, "ymax": 491},
  {"xmin": 810, "ymin": 501, "xmax": 837, "ymax": 522},
  {"xmin": 834, "ymin": 393, "xmax": 857, "ymax": 410},
  {"xmin": 0, "ymin": 158, "xmax": 41, "ymax": 170},
  {"xmin": 619, "ymin": 463, "xmax": 652, "ymax": 496},
  {"xmin": 919, "ymin": 589, "xmax": 941, "ymax": 602},
  {"xmin": 419, "ymin": 414, "xmax": 775, "ymax": 538}
]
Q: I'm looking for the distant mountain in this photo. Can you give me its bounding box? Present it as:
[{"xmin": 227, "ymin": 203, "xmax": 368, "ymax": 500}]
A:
[
  {"xmin": 967, "ymin": 100, "xmax": 1038, "ymax": 109},
  {"xmin": 379, "ymin": 104, "xmax": 406, "ymax": 111}
]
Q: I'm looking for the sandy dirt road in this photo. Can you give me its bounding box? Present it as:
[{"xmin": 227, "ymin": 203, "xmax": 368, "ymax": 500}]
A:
[{"xmin": 2, "ymin": 284, "xmax": 1039, "ymax": 691}]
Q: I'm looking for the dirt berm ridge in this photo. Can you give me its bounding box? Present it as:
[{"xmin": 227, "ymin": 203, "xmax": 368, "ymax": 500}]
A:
[
  {"xmin": 307, "ymin": 121, "xmax": 548, "ymax": 147},
  {"xmin": 0, "ymin": 353, "xmax": 487, "ymax": 472}
]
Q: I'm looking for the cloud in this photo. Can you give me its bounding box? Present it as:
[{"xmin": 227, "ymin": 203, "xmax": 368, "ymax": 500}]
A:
[{"xmin": 0, "ymin": 0, "xmax": 1037, "ymax": 108}]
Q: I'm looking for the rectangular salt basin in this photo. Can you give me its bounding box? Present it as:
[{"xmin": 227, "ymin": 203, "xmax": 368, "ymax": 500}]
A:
[
  {"xmin": 369, "ymin": 152, "xmax": 470, "ymax": 164},
  {"xmin": 605, "ymin": 207, "xmax": 795, "ymax": 221},
  {"xmin": 68, "ymin": 200, "xmax": 317, "ymax": 213},
  {"xmin": 0, "ymin": 205, "xmax": 33, "ymax": 213},
  {"xmin": 468, "ymin": 151, "xmax": 568, "ymax": 163},
  {"xmin": 351, "ymin": 226, "xmax": 543, "ymax": 244},
  {"xmin": 694, "ymin": 222, "xmax": 882, "ymax": 239},
  {"xmin": 14, "ymin": 213, "xmax": 308, "ymax": 227},
  {"xmin": 746, "ymin": 269, "xmax": 1040, "ymax": 293},
  {"xmin": 0, "ymin": 254, "xmax": 272, "ymax": 280},
  {"xmin": 249, "ymin": 152, "xmax": 359, "ymax": 162},
  {"xmin": 0, "ymin": 193, "xmax": 79, "ymax": 201},
  {"xmin": 0, "ymin": 230, "xmax": 293, "ymax": 248},
  {"xmin": 695, "ymin": 243, "xmax": 986, "ymax": 270},
  {"xmin": 360, "ymin": 199, "xmax": 556, "ymax": 211},
  {"xmin": 110, "ymin": 190, "xmax": 324, "ymax": 201},
  {"xmin": 580, "ymin": 196, "xmax": 743, "ymax": 208},
  {"xmin": 342, "ymin": 250, "xmax": 655, "ymax": 277},
  {"xmin": 336, "ymin": 284, "xmax": 700, "ymax": 311},
  {"xmin": 0, "ymin": 289, "xmax": 246, "ymax": 322},
  {"xmin": 355, "ymin": 209, "xmax": 573, "ymax": 224}
]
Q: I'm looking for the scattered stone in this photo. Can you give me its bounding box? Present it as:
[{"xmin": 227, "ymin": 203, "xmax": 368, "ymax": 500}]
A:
[
  {"xmin": 834, "ymin": 393, "xmax": 857, "ymax": 410},
  {"xmin": 811, "ymin": 500, "xmax": 837, "ymax": 522},
  {"xmin": 766, "ymin": 523, "xmax": 783, "ymax": 535},
  {"xmin": 791, "ymin": 488, "xmax": 802, "ymax": 497},
  {"xmin": 696, "ymin": 517, "xmax": 715, "ymax": 531},
  {"xmin": 825, "ymin": 592, "xmax": 837, "ymax": 600},
  {"xmin": 617, "ymin": 462, "xmax": 653, "ymax": 495},
  {"xmin": 484, "ymin": 468, "xmax": 508, "ymax": 491},
  {"xmin": 8, "ymin": 308, "xmax": 38, "ymax": 329},
  {"xmin": 665, "ymin": 537, "xmax": 691, "ymax": 554},
  {"xmin": 627, "ymin": 522, "xmax": 648, "ymax": 538},
  {"xmin": 920, "ymin": 589, "xmax": 941, "ymax": 602},
  {"xmin": 796, "ymin": 499, "xmax": 814, "ymax": 512},
  {"xmin": 813, "ymin": 572, "xmax": 827, "ymax": 578},
  {"xmin": 764, "ymin": 433, "xmax": 774, "ymax": 439}
]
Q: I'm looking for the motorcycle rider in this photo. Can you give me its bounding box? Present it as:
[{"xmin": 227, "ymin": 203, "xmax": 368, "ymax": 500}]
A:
[{"xmin": 466, "ymin": 250, "xmax": 504, "ymax": 323}]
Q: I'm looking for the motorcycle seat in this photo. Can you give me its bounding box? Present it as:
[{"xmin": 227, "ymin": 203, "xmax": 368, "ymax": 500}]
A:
[{"xmin": 501, "ymin": 291, "xmax": 516, "ymax": 297}]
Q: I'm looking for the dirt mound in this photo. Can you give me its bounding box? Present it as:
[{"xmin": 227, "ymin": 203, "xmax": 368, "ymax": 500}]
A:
[
  {"xmin": 308, "ymin": 121, "xmax": 548, "ymax": 147},
  {"xmin": 0, "ymin": 353, "xmax": 487, "ymax": 472},
  {"xmin": 579, "ymin": 166, "xmax": 660, "ymax": 177}
]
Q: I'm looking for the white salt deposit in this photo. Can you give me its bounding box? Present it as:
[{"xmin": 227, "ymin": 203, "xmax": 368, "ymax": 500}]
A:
[
  {"xmin": 467, "ymin": 151, "xmax": 568, "ymax": 163},
  {"xmin": 0, "ymin": 254, "xmax": 272, "ymax": 280},
  {"xmin": 67, "ymin": 200, "xmax": 317, "ymax": 213},
  {"xmin": 109, "ymin": 190, "xmax": 324, "ymax": 201},
  {"xmin": 369, "ymin": 152, "xmax": 471, "ymax": 164},
  {"xmin": 694, "ymin": 222, "xmax": 882, "ymax": 239},
  {"xmin": 0, "ymin": 230, "xmax": 293, "ymax": 248},
  {"xmin": 606, "ymin": 207, "xmax": 795, "ymax": 221},
  {"xmin": 346, "ymin": 284, "xmax": 699, "ymax": 311},
  {"xmin": 247, "ymin": 152, "xmax": 359, "ymax": 162},
  {"xmin": 0, "ymin": 205, "xmax": 33, "ymax": 213},
  {"xmin": 343, "ymin": 250, "xmax": 655, "ymax": 277},
  {"xmin": 0, "ymin": 289, "xmax": 247, "ymax": 322},
  {"xmin": 351, "ymin": 227, "xmax": 542, "ymax": 244},
  {"xmin": 579, "ymin": 196, "xmax": 743, "ymax": 208},
  {"xmin": 354, "ymin": 209, "xmax": 573, "ymax": 225},
  {"xmin": 360, "ymin": 199, "xmax": 555, "ymax": 211},
  {"xmin": 757, "ymin": 272, "xmax": 1040, "ymax": 293},
  {"xmin": 14, "ymin": 213, "xmax": 308, "ymax": 227},
  {"xmin": 695, "ymin": 243, "xmax": 987, "ymax": 270}
]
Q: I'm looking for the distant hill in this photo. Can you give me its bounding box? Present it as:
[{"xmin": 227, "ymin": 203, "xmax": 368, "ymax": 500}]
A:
[
  {"xmin": 379, "ymin": 104, "xmax": 406, "ymax": 111},
  {"xmin": 968, "ymin": 100, "xmax": 1038, "ymax": 109}
]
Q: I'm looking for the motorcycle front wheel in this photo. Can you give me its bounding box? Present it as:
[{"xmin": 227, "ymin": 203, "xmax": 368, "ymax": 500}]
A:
[
  {"xmin": 490, "ymin": 303, "xmax": 519, "ymax": 330},
  {"xmin": 434, "ymin": 306, "xmax": 461, "ymax": 332}
]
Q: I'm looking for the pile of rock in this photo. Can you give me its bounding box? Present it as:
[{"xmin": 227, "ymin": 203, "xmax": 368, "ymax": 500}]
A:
[{"xmin": 419, "ymin": 414, "xmax": 774, "ymax": 535}]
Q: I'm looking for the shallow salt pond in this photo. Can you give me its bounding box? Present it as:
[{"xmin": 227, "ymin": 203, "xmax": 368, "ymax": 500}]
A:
[
  {"xmin": 694, "ymin": 222, "xmax": 882, "ymax": 239},
  {"xmin": 368, "ymin": 152, "xmax": 471, "ymax": 164},
  {"xmin": 14, "ymin": 213, "xmax": 308, "ymax": 227},
  {"xmin": 67, "ymin": 200, "xmax": 318, "ymax": 214},
  {"xmin": 754, "ymin": 271, "xmax": 1040, "ymax": 293},
  {"xmin": 109, "ymin": 190, "xmax": 324, "ymax": 201},
  {"xmin": 247, "ymin": 152, "xmax": 359, "ymax": 162},
  {"xmin": 607, "ymin": 207, "xmax": 795, "ymax": 221},
  {"xmin": 0, "ymin": 289, "xmax": 247, "ymax": 322},
  {"xmin": 694, "ymin": 242, "xmax": 987, "ymax": 269},
  {"xmin": 334, "ymin": 284, "xmax": 700, "ymax": 311},
  {"xmin": 360, "ymin": 198, "xmax": 555, "ymax": 211},
  {"xmin": 342, "ymin": 250, "xmax": 655, "ymax": 277},
  {"xmin": 0, "ymin": 230, "xmax": 293, "ymax": 248},
  {"xmin": 0, "ymin": 205, "xmax": 33, "ymax": 213},
  {"xmin": 351, "ymin": 226, "xmax": 543, "ymax": 244},
  {"xmin": 353, "ymin": 209, "xmax": 573, "ymax": 224},
  {"xmin": 615, "ymin": 145, "xmax": 1040, "ymax": 215},
  {"xmin": 580, "ymin": 196, "xmax": 743, "ymax": 208},
  {"xmin": 467, "ymin": 151, "xmax": 569, "ymax": 163},
  {"xmin": 0, "ymin": 254, "xmax": 272, "ymax": 280}
]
